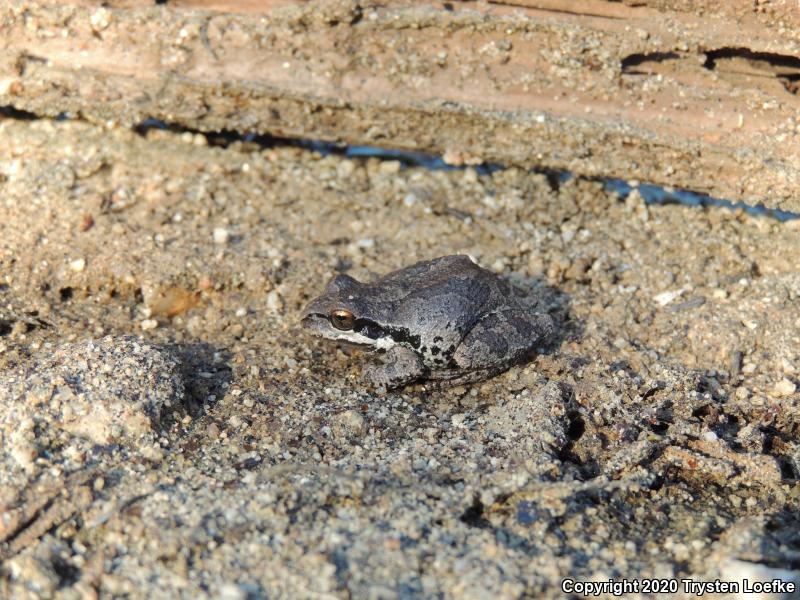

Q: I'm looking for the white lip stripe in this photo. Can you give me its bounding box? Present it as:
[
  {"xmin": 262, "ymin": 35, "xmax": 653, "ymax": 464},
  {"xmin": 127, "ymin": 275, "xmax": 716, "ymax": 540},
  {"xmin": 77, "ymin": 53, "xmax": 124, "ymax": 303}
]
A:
[{"xmin": 328, "ymin": 330, "xmax": 376, "ymax": 345}]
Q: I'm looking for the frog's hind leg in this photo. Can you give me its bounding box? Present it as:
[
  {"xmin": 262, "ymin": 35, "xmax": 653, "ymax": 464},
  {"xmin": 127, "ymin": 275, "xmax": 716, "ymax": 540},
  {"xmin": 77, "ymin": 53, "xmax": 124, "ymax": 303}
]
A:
[
  {"xmin": 453, "ymin": 309, "xmax": 554, "ymax": 372},
  {"xmin": 425, "ymin": 364, "xmax": 513, "ymax": 388}
]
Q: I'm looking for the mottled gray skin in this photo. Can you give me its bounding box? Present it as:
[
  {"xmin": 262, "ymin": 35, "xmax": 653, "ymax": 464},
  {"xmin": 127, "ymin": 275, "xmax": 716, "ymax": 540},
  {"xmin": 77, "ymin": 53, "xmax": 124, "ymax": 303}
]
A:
[{"xmin": 302, "ymin": 255, "xmax": 555, "ymax": 390}]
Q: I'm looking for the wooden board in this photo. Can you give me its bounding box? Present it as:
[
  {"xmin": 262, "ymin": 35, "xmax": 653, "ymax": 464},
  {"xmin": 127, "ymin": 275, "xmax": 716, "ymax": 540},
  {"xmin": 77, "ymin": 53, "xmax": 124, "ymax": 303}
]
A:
[{"xmin": 1, "ymin": 0, "xmax": 799, "ymax": 210}]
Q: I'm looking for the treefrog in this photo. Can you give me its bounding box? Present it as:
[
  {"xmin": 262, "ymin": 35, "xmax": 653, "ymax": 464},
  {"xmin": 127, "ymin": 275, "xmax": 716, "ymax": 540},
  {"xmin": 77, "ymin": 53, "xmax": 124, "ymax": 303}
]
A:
[{"xmin": 302, "ymin": 255, "xmax": 554, "ymax": 390}]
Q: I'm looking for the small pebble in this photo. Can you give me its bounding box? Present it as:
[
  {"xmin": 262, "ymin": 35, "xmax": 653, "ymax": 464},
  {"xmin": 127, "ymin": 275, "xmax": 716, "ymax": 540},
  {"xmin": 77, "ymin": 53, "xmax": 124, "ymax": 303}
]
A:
[
  {"xmin": 772, "ymin": 378, "xmax": 796, "ymax": 397},
  {"xmin": 653, "ymin": 288, "xmax": 685, "ymax": 306},
  {"xmin": 378, "ymin": 160, "xmax": 401, "ymax": 175},
  {"xmin": 140, "ymin": 319, "xmax": 158, "ymax": 331},
  {"xmin": 331, "ymin": 409, "xmax": 367, "ymax": 441},
  {"xmin": 712, "ymin": 289, "xmax": 728, "ymax": 300},
  {"xmin": 213, "ymin": 227, "xmax": 230, "ymax": 245},
  {"xmin": 451, "ymin": 413, "xmax": 467, "ymax": 428},
  {"xmin": 69, "ymin": 258, "xmax": 86, "ymax": 272},
  {"xmin": 266, "ymin": 290, "xmax": 282, "ymax": 312},
  {"xmin": 741, "ymin": 362, "xmax": 757, "ymax": 375},
  {"xmin": 79, "ymin": 214, "xmax": 94, "ymax": 231},
  {"xmin": 217, "ymin": 583, "xmax": 247, "ymax": 600},
  {"xmin": 337, "ymin": 160, "xmax": 356, "ymax": 178}
]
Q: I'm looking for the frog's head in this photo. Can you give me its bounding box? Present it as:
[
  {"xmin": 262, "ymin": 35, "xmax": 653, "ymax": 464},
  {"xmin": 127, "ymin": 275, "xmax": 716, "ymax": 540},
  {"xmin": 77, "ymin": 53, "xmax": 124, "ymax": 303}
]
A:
[{"xmin": 301, "ymin": 273, "xmax": 386, "ymax": 347}]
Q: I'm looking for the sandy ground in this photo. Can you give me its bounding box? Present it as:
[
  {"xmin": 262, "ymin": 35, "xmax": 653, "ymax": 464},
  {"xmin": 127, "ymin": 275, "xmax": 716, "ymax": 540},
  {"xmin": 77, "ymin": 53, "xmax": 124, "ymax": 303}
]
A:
[{"xmin": 1, "ymin": 117, "xmax": 799, "ymax": 598}]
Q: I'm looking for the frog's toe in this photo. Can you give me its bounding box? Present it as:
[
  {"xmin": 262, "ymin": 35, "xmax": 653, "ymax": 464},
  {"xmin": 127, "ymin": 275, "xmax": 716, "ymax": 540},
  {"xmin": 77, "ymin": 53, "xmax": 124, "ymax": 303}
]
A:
[
  {"xmin": 362, "ymin": 364, "xmax": 405, "ymax": 391},
  {"xmin": 362, "ymin": 356, "xmax": 423, "ymax": 391},
  {"xmin": 362, "ymin": 365, "xmax": 402, "ymax": 391}
]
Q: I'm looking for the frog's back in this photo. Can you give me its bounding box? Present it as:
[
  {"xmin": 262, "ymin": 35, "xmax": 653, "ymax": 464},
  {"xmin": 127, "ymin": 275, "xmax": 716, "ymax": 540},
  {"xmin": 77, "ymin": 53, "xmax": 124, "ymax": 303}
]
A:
[
  {"xmin": 372, "ymin": 255, "xmax": 515, "ymax": 326},
  {"xmin": 380, "ymin": 255, "xmax": 478, "ymax": 283},
  {"xmin": 421, "ymin": 255, "xmax": 513, "ymax": 299}
]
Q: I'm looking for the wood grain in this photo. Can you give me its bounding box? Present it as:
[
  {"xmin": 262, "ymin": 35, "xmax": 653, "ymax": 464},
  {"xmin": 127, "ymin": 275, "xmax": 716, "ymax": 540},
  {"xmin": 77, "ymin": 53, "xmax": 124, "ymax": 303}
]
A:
[{"xmin": 1, "ymin": 0, "xmax": 798, "ymax": 209}]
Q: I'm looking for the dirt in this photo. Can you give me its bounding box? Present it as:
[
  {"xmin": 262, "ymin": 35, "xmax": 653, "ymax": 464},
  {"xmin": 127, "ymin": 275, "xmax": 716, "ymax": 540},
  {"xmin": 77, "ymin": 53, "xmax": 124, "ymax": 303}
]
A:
[{"xmin": 0, "ymin": 115, "xmax": 798, "ymax": 598}]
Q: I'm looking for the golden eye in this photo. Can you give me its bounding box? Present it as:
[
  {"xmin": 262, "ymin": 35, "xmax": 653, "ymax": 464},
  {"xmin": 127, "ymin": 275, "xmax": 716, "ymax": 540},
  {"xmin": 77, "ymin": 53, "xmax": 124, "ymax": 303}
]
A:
[{"xmin": 330, "ymin": 309, "xmax": 355, "ymax": 331}]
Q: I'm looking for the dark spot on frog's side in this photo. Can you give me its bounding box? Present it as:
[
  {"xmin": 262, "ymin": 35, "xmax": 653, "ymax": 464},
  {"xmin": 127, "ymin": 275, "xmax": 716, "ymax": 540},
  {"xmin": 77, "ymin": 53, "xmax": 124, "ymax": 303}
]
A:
[
  {"xmin": 433, "ymin": 336, "xmax": 443, "ymax": 343},
  {"xmin": 385, "ymin": 326, "xmax": 422, "ymax": 350}
]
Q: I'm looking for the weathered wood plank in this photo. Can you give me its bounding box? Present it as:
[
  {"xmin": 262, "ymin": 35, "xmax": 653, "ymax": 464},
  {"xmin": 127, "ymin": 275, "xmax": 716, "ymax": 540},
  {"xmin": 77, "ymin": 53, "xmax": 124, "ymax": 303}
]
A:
[{"xmin": 1, "ymin": 0, "xmax": 798, "ymax": 210}]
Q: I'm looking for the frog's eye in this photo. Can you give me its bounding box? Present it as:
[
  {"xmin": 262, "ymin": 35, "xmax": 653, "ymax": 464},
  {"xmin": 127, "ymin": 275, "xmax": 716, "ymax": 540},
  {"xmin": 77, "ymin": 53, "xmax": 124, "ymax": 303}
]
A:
[{"xmin": 329, "ymin": 309, "xmax": 355, "ymax": 331}]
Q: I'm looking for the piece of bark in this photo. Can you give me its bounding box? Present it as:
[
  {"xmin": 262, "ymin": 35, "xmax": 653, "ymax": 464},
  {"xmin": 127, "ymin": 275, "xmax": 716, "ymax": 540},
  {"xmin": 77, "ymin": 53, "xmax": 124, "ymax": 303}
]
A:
[{"xmin": 1, "ymin": 0, "xmax": 798, "ymax": 210}]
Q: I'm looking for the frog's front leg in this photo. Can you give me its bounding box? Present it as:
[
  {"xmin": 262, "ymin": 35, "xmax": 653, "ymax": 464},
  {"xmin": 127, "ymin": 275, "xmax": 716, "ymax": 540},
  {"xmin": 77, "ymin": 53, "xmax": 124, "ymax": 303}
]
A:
[
  {"xmin": 453, "ymin": 309, "xmax": 554, "ymax": 371},
  {"xmin": 362, "ymin": 345, "xmax": 425, "ymax": 391}
]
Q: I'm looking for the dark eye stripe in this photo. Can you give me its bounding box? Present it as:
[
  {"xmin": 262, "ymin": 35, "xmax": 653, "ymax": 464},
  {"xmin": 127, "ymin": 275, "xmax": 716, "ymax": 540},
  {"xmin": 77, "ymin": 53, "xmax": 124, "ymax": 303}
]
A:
[{"xmin": 353, "ymin": 318, "xmax": 386, "ymax": 340}]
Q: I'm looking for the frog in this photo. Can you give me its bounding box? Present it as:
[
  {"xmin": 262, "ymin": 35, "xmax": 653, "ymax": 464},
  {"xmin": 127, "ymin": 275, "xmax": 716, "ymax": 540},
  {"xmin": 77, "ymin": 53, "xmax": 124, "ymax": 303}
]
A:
[{"xmin": 301, "ymin": 255, "xmax": 555, "ymax": 390}]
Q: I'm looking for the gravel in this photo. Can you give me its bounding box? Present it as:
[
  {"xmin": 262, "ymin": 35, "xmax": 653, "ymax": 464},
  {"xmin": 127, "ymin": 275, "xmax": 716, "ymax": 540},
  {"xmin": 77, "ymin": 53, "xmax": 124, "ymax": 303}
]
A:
[
  {"xmin": 0, "ymin": 336, "xmax": 184, "ymax": 486},
  {"xmin": 0, "ymin": 117, "xmax": 798, "ymax": 598}
]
